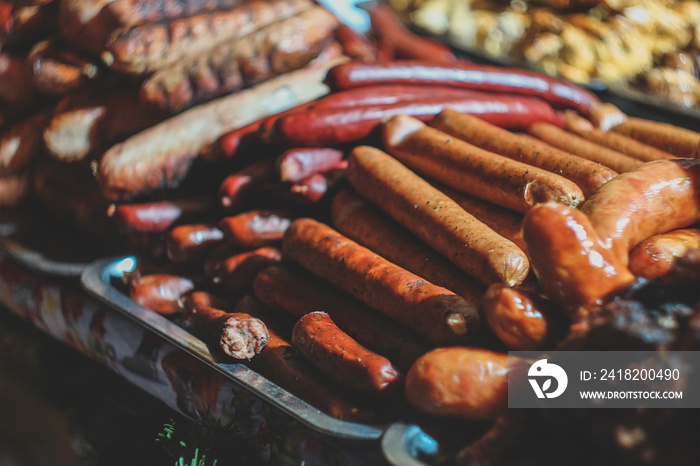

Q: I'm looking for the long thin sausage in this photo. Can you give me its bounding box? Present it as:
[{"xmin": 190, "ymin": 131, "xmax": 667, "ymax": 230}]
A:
[
  {"xmin": 253, "ymin": 265, "xmax": 430, "ymax": 371},
  {"xmin": 581, "ymin": 159, "xmax": 700, "ymax": 266},
  {"xmin": 312, "ymin": 85, "xmax": 485, "ymax": 110},
  {"xmin": 347, "ymin": 145, "xmax": 529, "ymax": 286},
  {"xmin": 331, "ymin": 188, "xmax": 485, "ymax": 305},
  {"xmin": 292, "ymin": 311, "xmax": 402, "ymax": 394},
  {"xmin": 383, "ymin": 115, "xmax": 584, "ymax": 213},
  {"xmin": 611, "ymin": 117, "xmax": 700, "ymax": 159},
  {"xmin": 527, "ymin": 122, "xmax": 643, "ymax": 173},
  {"xmin": 431, "ymin": 109, "xmax": 617, "ymax": 197},
  {"xmin": 628, "ymin": 229, "xmax": 700, "ymax": 279},
  {"xmin": 282, "ymin": 218, "xmax": 480, "ymax": 345}
]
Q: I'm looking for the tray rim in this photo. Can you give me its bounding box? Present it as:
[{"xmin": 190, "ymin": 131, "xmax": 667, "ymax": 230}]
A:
[
  {"xmin": 80, "ymin": 256, "xmax": 387, "ymax": 442},
  {"xmin": 0, "ymin": 230, "xmax": 87, "ymax": 278}
]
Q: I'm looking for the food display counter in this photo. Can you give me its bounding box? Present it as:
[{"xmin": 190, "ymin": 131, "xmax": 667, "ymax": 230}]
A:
[{"xmin": 2, "ymin": 1, "xmax": 699, "ymax": 465}]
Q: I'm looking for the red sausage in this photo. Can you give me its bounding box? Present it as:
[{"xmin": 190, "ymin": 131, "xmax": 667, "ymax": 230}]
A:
[
  {"xmin": 276, "ymin": 147, "xmax": 344, "ymax": 183},
  {"xmin": 289, "ymin": 161, "xmax": 347, "ymax": 204},
  {"xmin": 218, "ymin": 210, "xmax": 295, "ymax": 248},
  {"xmin": 628, "ymin": 229, "xmax": 700, "ymax": 279},
  {"xmin": 219, "ymin": 158, "xmax": 276, "ymax": 212},
  {"xmin": 335, "ymin": 24, "xmax": 379, "ymax": 63},
  {"xmin": 271, "ymin": 95, "xmax": 561, "ymax": 146},
  {"xmin": 292, "ymin": 311, "xmax": 402, "ymax": 394},
  {"xmin": 165, "ymin": 223, "xmax": 224, "ymax": 264},
  {"xmin": 206, "ymin": 246, "xmax": 282, "ymax": 292},
  {"xmin": 324, "ymin": 60, "xmax": 600, "ymax": 116},
  {"xmin": 130, "ymin": 274, "xmax": 195, "ymax": 315},
  {"xmin": 109, "ymin": 197, "xmax": 215, "ymax": 233},
  {"xmin": 313, "ymin": 85, "xmax": 486, "ymax": 110}
]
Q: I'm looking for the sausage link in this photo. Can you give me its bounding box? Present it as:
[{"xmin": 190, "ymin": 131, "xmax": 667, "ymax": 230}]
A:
[
  {"xmin": 277, "ymin": 147, "xmax": 344, "ymax": 183},
  {"xmin": 324, "ymin": 60, "xmax": 600, "ymax": 116},
  {"xmin": 628, "ymin": 229, "xmax": 700, "ymax": 279},
  {"xmin": 289, "ymin": 162, "xmax": 347, "ymax": 204},
  {"xmin": 312, "ymin": 84, "xmax": 485, "ymax": 110},
  {"xmin": 282, "ymin": 218, "xmax": 480, "ymax": 345},
  {"xmin": 335, "ymin": 24, "xmax": 379, "ymax": 63},
  {"xmin": 436, "ymin": 186, "xmax": 526, "ymax": 252},
  {"xmin": 347, "ymin": 145, "xmax": 529, "ymax": 286},
  {"xmin": 483, "ymin": 284, "xmax": 567, "ymax": 351},
  {"xmin": 108, "ymin": 197, "xmax": 215, "ymax": 233},
  {"xmin": 130, "ymin": 274, "xmax": 195, "ymax": 315},
  {"xmin": 523, "ymin": 202, "xmax": 636, "ymax": 316},
  {"xmin": 28, "ymin": 39, "xmax": 100, "ymax": 96},
  {"xmin": 292, "ymin": 311, "xmax": 402, "ymax": 394},
  {"xmin": 432, "ymin": 109, "xmax": 617, "ymax": 197},
  {"xmin": 165, "ymin": 223, "xmax": 224, "ymax": 264},
  {"xmin": 0, "ymin": 110, "xmax": 50, "ymax": 176},
  {"xmin": 384, "ymin": 115, "xmax": 584, "ymax": 213},
  {"xmin": 331, "ymin": 188, "xmax": 485, "ymax": 305},
  {"xmin": 405, "ymin": 347, "xmax": 509, "ymax": 421},
  {"xmin": 219, "ymin": 158, "xmax": 276, "ymax": 211},
  {"xmin": 611, "ymin": 117, "xmax": 700, "ymax": 158},
  {"xmin": 581, "ymin": 159, "xmax": 700, "ymax": 266},
  {"xmin": 272, "ymin": 95, "xmax": 561, "ymax": 146},
  {"xmin": 564, "ymin": 111, "xmax": 677, "ymax": 162},
  {"xmin": 253, "ymin": 265, "xmax": 430, "ymax": 371},
  {"xmin": 206, "ymin": 246, "xmax": 282, "ymax": 291},
  {"xmin": 218, "ymin": 210, "xmax": 295, "ymax": 248},
  {"xmin": 527, "ymin": 122, "xmax": 643, "ymax": 173}
]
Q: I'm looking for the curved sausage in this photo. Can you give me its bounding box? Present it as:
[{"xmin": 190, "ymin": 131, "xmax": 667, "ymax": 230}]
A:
[
  {"xmin": 432, "ymin": 109, "xmax": 617, "ymax": 197},
  {"xmin": 218, "ymin": 210, "xmax": 295, "ymax": 248},
  {"xmin": 582, "ymin": 159, "xmax": 700, "ymax": 266},
  {"xmin": 527, "ymin": 122, "xmax": 643, "ymax": 173},
  {"xmin": 383, "ymin": 114, "xmax": 584, "ymax": 213},
  {"xmin": 628, "ymin": 229, "xmax": 700, "ymax": 279},
  {"xmin": 109, "ymin": 197, "xmax": 215, "ymax": 233},
  {"xmin": 483, "ymin": 284, "xmax": 568, "ymax": 351},
  {"xmin": 219, "ymin": 158, "xmax": 276, "ymax": 212},
  {"xmin": 282, "ymin": 218, "xmax": 480, "ymax": 345},
  {"xmin": 205, "ymin": 246, "xmax": 282, "ymax": 292},
  {"xmin": 277, "ymin": 147, "xmax": 344, "ymax": 183},
  {"xmin": 165, "ymin": 223, "xmax": 224, "ymax": 264},
  {"xmin": 130, "ymin": 274, "xmax": 195, "ymax": 315},
  {"xmin": 331, "ymin": 188, "xmax": 485, "ymax": 305},
  {"xmin": 405, "ymin": 347, "xmax": 509, "ymax": 421},
  {"xmin": 289, "ymin": 162, "xmax": 347, "ymax": 204},
  {"xmin": 523, "ymin": 202, "xmax": 636, "ymax": 316},
  {"xmin": 292, "ymin": 311, "xmax": 402, "ymax": 394},
  {"xmin": 347, "ymin": 145, "xmax": 529, "ymax": 286}
]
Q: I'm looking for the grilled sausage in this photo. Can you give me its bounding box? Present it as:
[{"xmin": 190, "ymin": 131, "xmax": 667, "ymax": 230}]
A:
[
  {"xmin": 108, "ymin": 197, "xmax": 215, "ymax": 233},
  {"xmin": 406, "ymin": 347, "xmax": 509, "ymax": 421},
  {"xmin": 28, "ymin": 39, "xmax": 100, "ymax": 96},
  {"xmin": 219, "ymin": 158, "xmax": 277, "ymax": 211},
  {"xmin": 432, "ymin": 109, "xmax": 617, "ymax": 197},
  {"xmin": 347, "ymin": 145, "xmax": 529, "ymax": 286},
  {"xmin": 253, "ymin": 265, "xmax": 430, "ymax": 371},
  {"xmin": 282, "ymin": 218, "xmax": 480, "ymax": 345},
  {"xmin": 581, "ymin": 159, "xmax": 700, "ymax": 266},
  {"xmin": 611, "ymin": 117, "xmax": 700, "ymax": 158},
  {"xmin": 331, "ymin": 188, "xmax": 485, "ymax": 305},
  {"xmin": 335, "ymin": 23, "xmax": 379, "ymax": 63},
  {"xmin": 130, "ymin": 274, "xmax": 195, "ymax": 315},
  {"xmin": 289, "ymin": 162, "xmax": 347, "ymax": 204},
  {"xmin": 384, "ymin": 115, "xmax": 585, "ymax": 213},
  {"xmin": 0, "ymin": 110, "xmax": 50, "ymax": 176},
  {"xmin": 292, "ymin": 311, "xmax": 402, "ymax": 394},
  {"xmin": 205, "ymin": 246, "xmax": 282, "ymax": 291},
  {"xmin": 277, "ymin": 147, "xmax": 344, "ymax": 183},
  {"xmin": 523, "ymin": 202, "xmax": 636, "ymax": 316},
  {"xmin": 165, "ymin": 224, "xmax": 224, "ymax": 264},
  {"xmin": 628, "ymin": 229, "xmax": 700, "ymax": 279},
  {"xmin": 218, "ymin": 210, "xmax": 295, "ymax": 248}
]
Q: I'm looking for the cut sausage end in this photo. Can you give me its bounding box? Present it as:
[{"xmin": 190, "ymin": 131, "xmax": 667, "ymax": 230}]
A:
[
  {"xmin": 383, "ymin": 114, "xmax": 424, "ymax": 147},
  {"xmin": 220, "ymin": 315, "xmax": 270, "ymax": 360}
]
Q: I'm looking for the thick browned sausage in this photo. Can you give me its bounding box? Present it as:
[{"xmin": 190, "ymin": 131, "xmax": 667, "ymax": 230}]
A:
[
  {"xmin": 218, "ymin": 210, "xmax": 295, "ymax": 248},
  {"xmin": 581, "ymin": 159, "xmax": 700, "ymax": 266},
  {"xmin": 405, "ymin": 347, "xmax": 509, "ymax": 421},
  {"xmin": 253, "ymin": 265, "xmax": 431, "ymax": 371},
  {"xmin": 346, "ymin": 145, "xmax": 529, "ymax": 286},
  {"xmin": 432, "ymin": 109, "xmax": 617, "ymax": 197},
  {"xmin": 331, "ymin": 188, "xmax": 485, "ymax": 305},
  {"xmin": 205, "ymin": 246, "xmax": 282, "ymax": 291},
  {"xmin": 282, "ymin": 218, "xmax": 480, "ymax": 345},
  {"xmin": 292, "ymin": 311, "xmax": 402, "ymax": 394},
  {"xmin": 523, "ymin": 202, "xmax": 636, "ymax": 316},
  {"xmin": 611, "ymin": 117, "xmax": 700, "ymax": 158},
  {"xmin": 483, "ymin": 284, "xmax": 568, "ymax": 351},
  {"xmin": 628, "ymin": 229, "xmax": 700, "ymax": 279},
  {"xmin": 165, "ymin": 224, "xmax": 224, "ymax": 264},
  {"xmin": 130, "ymin": 274, "xmax": 195, "ymax": 315},
  {"xmin": 180, "ymin": 298, "xmax": 269, "ymax": 359},
  {"xmin": 527, "ymin": 122, "xmax": 643, "ymax": 173}
]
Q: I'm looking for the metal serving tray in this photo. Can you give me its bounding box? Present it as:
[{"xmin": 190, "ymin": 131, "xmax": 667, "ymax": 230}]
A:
[{"xmin": 80, "ymin": 256, "xmax": 386, "ymax": 442}]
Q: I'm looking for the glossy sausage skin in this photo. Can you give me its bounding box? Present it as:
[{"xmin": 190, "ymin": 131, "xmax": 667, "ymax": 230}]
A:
[
  {"xmin": 406, "ymin": 347, "xmax": 509, "ymax": 421},
  {"xmin": 165, "ymin": 223, "xmax": 224, "ymax": 264},
  {"xmin": 432, "ymin": 109, "xmax": 617, "ymax": 198},
  {"xmin": 483, "ymin": 284, "xmax": 567, "ymax": 351},
  {"xmin": 324, "ymin": 60, "xmax": 600, "ymax": 116},
  {"xmin": 218, "ymin": 210, "xmax": 295, "ymax": 248},
  {"xmin": 277, "ymin": 147, "xmax": 344, "ymax": 183},
  {"xmin": 347, "ymin": 145, "xmax": 529, "ymax": 286},
  {"xmin": 282, "ymin": 218, "xmax": 480, "ymax": 345},
  {"xmin": 253, "ymin": 265, "xmax": 430, "ymax": 371},
  {"xmin": 292, "ymin": 311, "xmax": 402, "ymax": 394},
  {"xmin": 271, "ymin": 95, "xmax": 561, "ymax": 146},
  {"xmin": 130, "ymin": 274, "xmax": 195, "ymax": 315},
  {"xmin": 527, "ymin": 122, "xmax": 642, "ymax": 173},
  {"xmin": 206, "ymin": 246, "xmax": 282, "ymax": 292},
  {"xmin": 219, "ymin": 158, "xmax": 276, "ymax": 212},
  {"xmin": 383, "ymin": 115, "xmax": 584, "ymax": 213},
  {"xmin": 523, "ymin": 202, "xmax": 636, "ymax": 316},
  {"xmin": 628, "ymin": 229, "xmax": 700, "ymax": 279},
  {"xmin": 312, "ymin": 84, "xmax": 484, "ymax": 110},
  {"xmin": 289, "ymin": 161, "xmax": 347, "ymax": 204},
  {"xmin": 109, "ymin": 197, "xmax": 214, "ymax": 233},
  {"xmin": 331, "ymin": 188, "xmax": 485, "ymax": 306},
  {"xmin": 335, "ymin": 24, "xmax": 379, "ymax": 63},
  {"xmin": 582, "ymin": 159, "xmax": 700, "ymax": 266}
]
